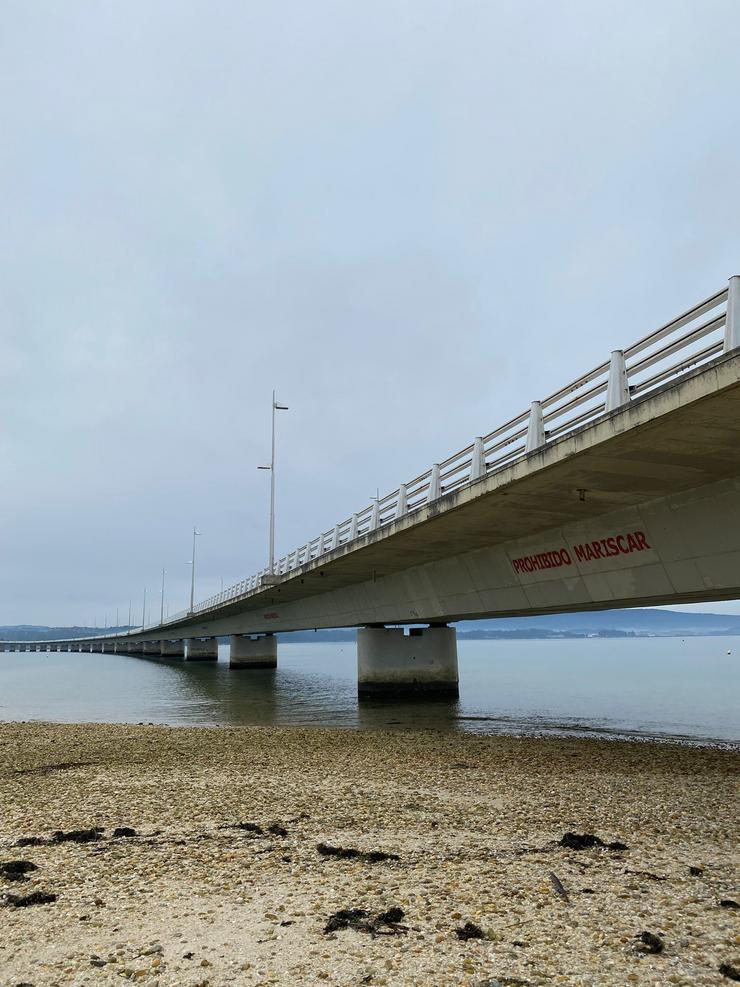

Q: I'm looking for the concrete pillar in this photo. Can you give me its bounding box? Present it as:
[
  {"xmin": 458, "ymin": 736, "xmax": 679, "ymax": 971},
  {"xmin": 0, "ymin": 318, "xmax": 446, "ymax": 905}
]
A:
[
  {"xmin": 161, "ymin": 640, "xmax": 185, "ymax": 658},
  {"xmin": 229, "ymin": 634, "xmax": 277, "ymax": 669},
  {"xmin": 357, "ymin": 625, "xmax": 459, "ymax": 700},
  {"xmin": 100, "ymin": 642, "xmax": 108, "ymax": 654},
  {"xmin": 187, "ymin": 638, "xmax": 218, "ymax": 661}
]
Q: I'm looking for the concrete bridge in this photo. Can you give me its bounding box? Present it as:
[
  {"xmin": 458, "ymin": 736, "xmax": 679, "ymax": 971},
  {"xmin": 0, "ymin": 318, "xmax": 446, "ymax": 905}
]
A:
[{"xmin": 4, "ymin": 277, "xmax": 740, "ymax": 698}]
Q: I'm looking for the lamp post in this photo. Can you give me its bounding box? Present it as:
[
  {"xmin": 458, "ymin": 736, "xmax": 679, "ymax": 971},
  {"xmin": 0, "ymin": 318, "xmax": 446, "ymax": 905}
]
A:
[
  {"xmin": 160, "ymin": 568, "xmax": 166, "ymax": 625},
  {"xmin": 258, "ymin": 390, "xmax": 289, "ymax": 573},
  {"xmin": 127, "ymin": 600, "xmax": 132, "ymax": 633},
  {"xmin": 188, "ymin": 527, "xmax": 202, "ymax": 613},
  {"xmin": 142, "ymin": 587, "xmax": 147, "ymax": 629}
]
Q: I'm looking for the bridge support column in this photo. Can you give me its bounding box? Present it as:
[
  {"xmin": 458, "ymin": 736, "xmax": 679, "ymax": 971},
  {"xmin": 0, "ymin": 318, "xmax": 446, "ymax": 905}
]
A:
[
  {"xmin": 187, "ymin": 638, "xmax": 218, "ymax": 661},
  {"xmin": 161, "ymin": 640, "xmax": 185, "ymax": 658},
  {"xmin": 229, "ymin": 634, "xmax": 277, "ymax": 669},
  {"xmin": 357, "ymin": 625, "xmax": 459, "ymax": 700}
]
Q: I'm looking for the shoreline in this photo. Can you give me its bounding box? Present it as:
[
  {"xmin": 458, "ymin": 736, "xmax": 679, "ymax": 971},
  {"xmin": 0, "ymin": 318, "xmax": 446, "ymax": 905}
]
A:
[
  {"xmin": 1, "ymin": 721, "xmax": 738, "ymax": 985},
  {"xmin": 1, "ymin": 716, "xmax": 738, "ymax": 752}
]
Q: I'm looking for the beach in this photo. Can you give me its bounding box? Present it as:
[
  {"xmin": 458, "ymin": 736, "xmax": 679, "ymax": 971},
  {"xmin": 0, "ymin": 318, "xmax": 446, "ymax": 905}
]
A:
[{"xmin": 0, "ymin": 722, "xmax": 737, "ymax": 986}]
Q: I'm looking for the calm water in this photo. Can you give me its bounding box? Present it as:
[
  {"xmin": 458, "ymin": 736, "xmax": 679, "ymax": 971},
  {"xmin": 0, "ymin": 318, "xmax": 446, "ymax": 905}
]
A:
[{"xmin": 0, "ymin": 638, "xmax": 738, "ymax": 745}]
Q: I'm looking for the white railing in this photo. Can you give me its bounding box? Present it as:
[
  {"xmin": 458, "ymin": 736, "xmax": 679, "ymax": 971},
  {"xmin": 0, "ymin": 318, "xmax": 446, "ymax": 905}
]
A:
[{"xmin": 154, "ymin": 277, "xmax": 738, "ymax": 626}]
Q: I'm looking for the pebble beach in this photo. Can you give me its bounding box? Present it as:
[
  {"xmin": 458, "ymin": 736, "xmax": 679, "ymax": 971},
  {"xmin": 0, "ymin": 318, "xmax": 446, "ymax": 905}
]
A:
[{"xmin": 0, "ymin": 722, "xmax": 738, "ymax": 987}]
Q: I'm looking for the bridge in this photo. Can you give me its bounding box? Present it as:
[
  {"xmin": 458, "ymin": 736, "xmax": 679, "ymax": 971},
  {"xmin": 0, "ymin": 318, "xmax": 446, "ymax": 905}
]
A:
[{"xmin": 5, "ymin": 276, "xmax": 740, "ymax": 698}]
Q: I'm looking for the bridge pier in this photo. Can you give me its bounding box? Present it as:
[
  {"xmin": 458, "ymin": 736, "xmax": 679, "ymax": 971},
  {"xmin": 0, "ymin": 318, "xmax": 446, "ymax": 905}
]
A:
[
  {"xmin": 229, "ymin": 634, "xmax": 277, "ymax": 669},
  {"xmin": 187, "ymin": 638, "xmax": 218, "ymax": 661},
  {"xmin": 161, "ymin": 640, "xmax": 185, "ymax": 658},
  {"xmin": 357, "ymin": 625, "xmax": 459, "ymax": 700}
]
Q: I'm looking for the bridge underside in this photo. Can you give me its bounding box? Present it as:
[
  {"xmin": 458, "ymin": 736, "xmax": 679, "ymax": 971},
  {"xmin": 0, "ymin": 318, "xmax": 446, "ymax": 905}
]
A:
[
  {"xmin": 188, "ymin": 471, "xmax": 740, "ymax": 634},
  {"xmin": 11, "ymin": 354, "xmax": 740, "ymax": 650},
  {"xmin": 171, "ymin": 355, "xmax": 740, "ymax": 637}
]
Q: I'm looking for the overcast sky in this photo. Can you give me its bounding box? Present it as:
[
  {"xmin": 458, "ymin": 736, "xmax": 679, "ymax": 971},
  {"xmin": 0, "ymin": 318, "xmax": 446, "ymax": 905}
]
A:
[{"xmin": 3, "ymin": 0, "xmax": 740, "ymax": 626}]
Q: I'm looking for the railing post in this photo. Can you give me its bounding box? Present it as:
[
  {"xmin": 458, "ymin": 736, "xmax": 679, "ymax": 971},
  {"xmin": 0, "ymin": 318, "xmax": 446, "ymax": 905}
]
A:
[
  {"xmin": 470, "ymin": 437, "xmax": 485, "ymax": 481},
  {"xmin": 397, "ymin": 483, "xmax": 408, "ymax": 518},
  {"xmin": 349, "ymin": 513, "xmax": 358, "ymax": 540},
  {"xmin": 525, "ymin": 400, "xmax": 544, "ymax": 452},
  {"xmin": 332, "ymin": 523, "xmax": 341, "ymax": 549},
  {"xmin": 428, "ymin": 464, "xmax": 441, "ymax": 502},
  {"xmin": 370, "ymin": 499, "xmax": 380, "ymax": 531},
  {"xmin": 605, "ymin": 349, "xmax": 629, "ymax": 412},
  {"xmin": 725, "ymin": 275, "xmax": 740, "ymax": 352},
  {"xmin": 318, "ymin": 531, "xmax": 326, "ymax": 555}
]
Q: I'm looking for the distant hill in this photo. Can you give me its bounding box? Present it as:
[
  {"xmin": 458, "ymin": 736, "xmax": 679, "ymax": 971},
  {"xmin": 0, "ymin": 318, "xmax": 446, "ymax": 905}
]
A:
[
  {"xmin": 458, "ymin": 609, "xmax": 740, "ymax": 637},
  {"xmin": 3, "ymin": 608, "xmax": 740, "ymax": 643},
  {"xmin": 0, "ymin": 626, "xmax": 130, "ymax": 642}
]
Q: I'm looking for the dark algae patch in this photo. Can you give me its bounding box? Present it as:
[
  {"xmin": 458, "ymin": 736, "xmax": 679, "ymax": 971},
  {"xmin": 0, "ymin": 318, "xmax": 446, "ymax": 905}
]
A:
[
  {"xmin": 558, "ymin": 832, "xmax": 628, "ymax": 851},
  {"xmin": 635, "ymin": 931, "xmax": 664, "ymax": 955},
  {"xmin": 324, "ymin": 906, "xmax": 407, "ymax": 936},
  {"xmin": 317, "ymin": 842, "xmax": 399, "ymax": 862},
  {"xmin": 2, "ymin": 891, "xmax": 56, "ymax": 908},
  {"xmin": 50, "ymin": 827, "xmax": 104, "ymax": 844},
  {"xmin": 0, "ymin": 861, "xmax": 37, "ymax": 882},
  {"xmin": 455, "ymin": 921, "xmax": 486, "ymax": 941}
]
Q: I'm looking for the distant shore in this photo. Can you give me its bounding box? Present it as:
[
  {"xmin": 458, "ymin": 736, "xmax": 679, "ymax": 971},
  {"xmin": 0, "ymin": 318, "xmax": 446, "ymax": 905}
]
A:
[{"xmin": 0, "ymin": 722, "xmax": 738, "ymax": 986}]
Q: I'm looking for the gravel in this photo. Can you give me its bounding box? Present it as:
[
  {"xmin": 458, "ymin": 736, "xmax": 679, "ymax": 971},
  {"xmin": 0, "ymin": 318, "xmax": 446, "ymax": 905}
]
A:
[{"xmin": 0, "ymin": 721, "xmax": 737, "ymax": 985}]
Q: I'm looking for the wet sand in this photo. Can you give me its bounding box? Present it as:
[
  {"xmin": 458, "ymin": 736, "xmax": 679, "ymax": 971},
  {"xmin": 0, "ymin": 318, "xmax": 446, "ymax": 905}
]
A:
[{"xmin": 0, "ymin": 722, "xmax": 738, "ymax": 986}]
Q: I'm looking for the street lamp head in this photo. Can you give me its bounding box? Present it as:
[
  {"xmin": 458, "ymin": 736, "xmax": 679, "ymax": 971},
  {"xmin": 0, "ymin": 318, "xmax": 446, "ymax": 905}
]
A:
[
  {"xmin": 257, "ymin": 464, "xmax": 271, "ymax": 471},
  {"xmin": 274, "ymin": 402, "xmax": 289, "ymax": 411}
]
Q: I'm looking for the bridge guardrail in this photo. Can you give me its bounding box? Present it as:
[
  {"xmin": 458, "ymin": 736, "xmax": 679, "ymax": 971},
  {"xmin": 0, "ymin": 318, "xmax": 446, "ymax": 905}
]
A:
[{"xmin": 141, "ymin": 278, "xmax": 737, "ymax": 631}]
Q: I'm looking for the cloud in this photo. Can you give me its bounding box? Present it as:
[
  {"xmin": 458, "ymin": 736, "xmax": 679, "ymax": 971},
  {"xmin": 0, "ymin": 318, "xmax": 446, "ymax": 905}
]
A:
[{"xmin": 3, "ymin": 0, "xmax": 740, "ymax": 622}]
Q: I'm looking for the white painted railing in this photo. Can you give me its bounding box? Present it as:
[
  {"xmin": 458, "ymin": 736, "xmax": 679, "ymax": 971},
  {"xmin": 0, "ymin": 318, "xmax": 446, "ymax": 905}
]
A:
[{"xmin": 153, "ymin": 277, "xmax": 738, "ymax": 628}]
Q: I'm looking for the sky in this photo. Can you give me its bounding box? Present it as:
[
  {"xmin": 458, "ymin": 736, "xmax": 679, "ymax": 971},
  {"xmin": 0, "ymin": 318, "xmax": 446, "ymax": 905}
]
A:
[{"xmin": 2, "ymin": 0, "xmax": 740, "ymax": 626}]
